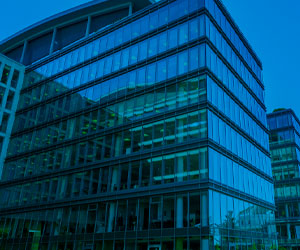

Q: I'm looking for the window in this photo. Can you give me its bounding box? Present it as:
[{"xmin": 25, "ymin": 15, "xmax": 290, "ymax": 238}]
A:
[
  {"xmin": 54, "ymin": 20, "xmax": 87, "ymax": 52},
  {"xmin": 178, "ymin": 51, "xmax": 188, "ymax": 75},
  {"xmin": 157, "ymin": 60, "xmax": 167, "ymax": 82},
  {"xmin": 152, "ymin": 158, "xmax": 162, "ymax": 185},
  {"xmin": 130, "ymin": 45, "xmax": 138, "ymax": 65},
  {"xmin": 0, "ymin": 113, "xmax": 9, "ymax": 133},
  {"xmin": 1, "ymin": 65, "xmax": 11, "ymax": 84},
  {"xmin": 150, "ymin": 197, "xmax": 162, "ymax": 229},
  {"xmin": 164, "ymin": 156, "xmax": 175, "ymax": 183},
  {"xmin": 163, "ymin": 196, "xmax": 174, "ymax": 228},
  {"xmin": 0, "ymin": 136, "xmax": 4, "ymax": 151},
  {"xmin": 24, "ymin": 32, "xmax": 52, "ymax": 65},
  {"xmin": 11, "ymin": 70, "xmax": 20, "ymax": 88},
  {"xmin": 158, "ymin": 33, "xmax": 167, "ymax": 53},
  {"xmin": 167, "ymin": 55, "xmax": 177, "ymax": 79},
  {"xmin": 189, "ymin": 47, "xmax": 199, "ymax": 71},
  {"xmin": 138, "ymin": 41, "xmax": 147, "ymax": 61},
  {"xmin": 5, "ymin": 91, "xmax": 14, "ymax": 110},
  {"xmin": 189, "ymin": 18, "xmax": 199, "ymax": 40},
  {"xmin": 168, "ymin": 28, "xmax": 178, "ymax": 49},
  {"xmin": 189, "ymin": 192, "xmax": 200, "ymax": 227},
  {"xmin": 90, "ymin": 8, "xmax": 129, "ymax": 34},
  {"xmin": 5, "ymin": 45, "xmax": 24, "ymax": 62},
  {"xmin": 148, "ymin": 37, "xmax": 158, "ymax": 58},
  {"xmin": 141, "ymin": 160, "xmax": 150, "ymax": 187},
  {"xmin": 0, "ymin": 87, "xmax": 5, "ymax": 106},
  {"xmin": 179, "ymin": 23, "xmax": 188, "ymax": 45},
  {"xmin": 130, "ymin": 162, "xmax": 140, "ymax": 189}
]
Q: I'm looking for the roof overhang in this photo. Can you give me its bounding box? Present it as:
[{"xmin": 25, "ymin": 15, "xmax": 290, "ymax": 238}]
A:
[{"xmin": 0, "ymin": 0, "xmax": 152, "ymax": 52}]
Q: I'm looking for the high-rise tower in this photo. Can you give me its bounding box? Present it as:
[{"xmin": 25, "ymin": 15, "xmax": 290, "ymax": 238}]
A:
[
  {"xmin": 0, "ymin": 0, "xmax": 277, "ymax": 249},
  {"xmin": 268, "ymin": 109, "xmax": 300, "ymax": 249}
]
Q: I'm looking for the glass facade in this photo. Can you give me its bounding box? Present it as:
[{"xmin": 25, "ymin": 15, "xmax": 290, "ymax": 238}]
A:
[
  {"xmin": 0, "ymin": 0, "xmax": 277, "ymax": 249},
  {"xmin": 0, "ymin": 54, "xmax": 25, "ymax": 179},
  {"xmin": 268, "ymin": 109, "xmax": 300, "ymax": 250}
]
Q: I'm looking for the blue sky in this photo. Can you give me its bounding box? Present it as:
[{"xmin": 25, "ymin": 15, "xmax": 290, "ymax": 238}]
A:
[
  {"xmin": 1, "ymin": 0, "xmax": 299, "ymax": 116},
  {"xmin": 224, "ymin": 0, "xmax": 300, "ymax": 116}
]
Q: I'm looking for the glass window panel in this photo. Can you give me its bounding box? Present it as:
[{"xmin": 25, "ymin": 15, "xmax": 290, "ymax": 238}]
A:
[
  {"xmin": 138, "ymin": 198, "xmax": 149, "ymax": 230},
  {"xmin": 11, "ymin": 70, "xmax": 20, "ymax": 88},
  {"xmin": 179, "ymin": 23, "xmax": 188, "ymax": 45},
  {"xmin": 116, "ymin": 200, "xmax": 127, "ymax": 231},
  {"xmin": 189, "ymin": 47, "xmax": 199, "ymax": 71},
  {"xmin": 189, "ymin": 150, "xmax": 200, "ymax": 180},
  {"xmin": 127, "ymin": 199, "xmax": 138, "ymax": 231},
  {"xmin": 157, "ymin": 60, "xmax": 167, "ymax": 82},
  {"xmin": 164, "ymin": 155, "xmax": 175, "ymax": 183},
  {"xmin": 130, "ymin": 162, "xmax": 140, "ymax": 189},
  {"xmin": 176, "ymin": 151, "xmax": 188, "ymax": 182},
  {"xmin": 158, "ymin": 32, "xmax": 167, "ymax": 53},
  {"xmin": 163, "ymin": 196, "xmax": 174, "ymax": 228},
  {"xmin": 189, "ymin": 192, "xmax": 200, "ymax": 227},
  {"xmin": 189, "ymin": 18, "xmax": 199, "ymax": 41},
  {"xmin": 141, "ymin": 159, "xmax": 150, "ymax": 187},
  {"xmin": 152, "ymin": 158, "xmax": 162, "ymax": 185},
  {"xmin": 167, "ymin": 55, "xmax": 177, "ymax": 79},
  {"xmin": 1, "ymin": 65, "xmax": 11, "ymax": 84},
  {"xmin": 130, "ymin": 45, "xmax": 139, "ymax": 65},
  {"xmin": 178, "ymin": 51, "xmax": 188, "ymax": 75},
  {"xmin": 150, "ymin": 197, "xmax": 162, "ymax": 229},
  {"xmin": 168, "ymin": 28, "xmax": 178, "ymax": 49}
]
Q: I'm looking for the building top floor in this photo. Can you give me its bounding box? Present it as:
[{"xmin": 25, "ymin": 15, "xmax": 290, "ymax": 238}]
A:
[
  {"xmin": 0, "ymin": 0, "xmax": 262, "ymax": 75},
  {"xmin": 267, "ymin": 109, "xmax": 300, "ymax": 134}
]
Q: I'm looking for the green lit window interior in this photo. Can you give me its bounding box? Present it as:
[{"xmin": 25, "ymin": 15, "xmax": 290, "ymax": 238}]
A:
[{"xmin": 1, "ymin": 65, "xmax": 11, "ymax": 84}]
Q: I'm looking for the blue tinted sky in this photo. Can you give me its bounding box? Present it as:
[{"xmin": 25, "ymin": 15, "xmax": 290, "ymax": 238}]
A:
[
  {"xmin": 224, "ymin": 0, "xmax": 300, "ymax": 116},
  {"xmin": 1, "ymin": 0, "xmax": 299, "ymax": 116}
]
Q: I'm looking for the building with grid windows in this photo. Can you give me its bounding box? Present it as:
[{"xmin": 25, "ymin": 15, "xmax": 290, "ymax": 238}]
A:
[
  {"xmin": 0, "ymin": 0, "xmax": 277, "ymax": 249},
  {"xmin": 0, "ymin": 54, "xmax": 24, "ymax": 179},
  {"xmin": 268, "ymin": 109, "xmax": 300, "ymax": 250}
]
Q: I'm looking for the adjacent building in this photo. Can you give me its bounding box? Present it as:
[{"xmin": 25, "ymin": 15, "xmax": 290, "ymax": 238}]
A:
[
  {"xmin": 0, "ymin": 54, "xmax": 24, "ymax": 179},
  {"xmin": 268, "ymin": 109, "xmax": 300, "ymax": 250},
  {"xmin": 0, "ymin": 0, "xmax": 277, "ymax": 249}
]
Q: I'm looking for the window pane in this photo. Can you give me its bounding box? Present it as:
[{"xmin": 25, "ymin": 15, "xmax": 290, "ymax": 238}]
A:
[{"xmin": 1, "ymin": 65, "xmax": 11, "ymax": 84}]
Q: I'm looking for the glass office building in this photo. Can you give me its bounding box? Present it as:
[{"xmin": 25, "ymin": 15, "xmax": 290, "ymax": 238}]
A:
[
  {"xmin": 0, "ymin": 0, "xmax": 277, "ymax": 249},
  {"xmin": 0, "ymin": 54, "xmax": 24, "ymax": 179},
  {"xmin": 268, "ymin": 109, "xmax": 300, "ymax": 250}
]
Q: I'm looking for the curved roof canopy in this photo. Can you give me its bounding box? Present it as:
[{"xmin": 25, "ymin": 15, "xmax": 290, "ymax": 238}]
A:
[{"xmin": 0, "ymin": 0, "xmax": 152, "ymax": 54}]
